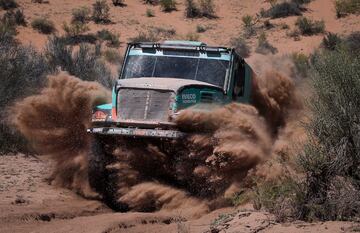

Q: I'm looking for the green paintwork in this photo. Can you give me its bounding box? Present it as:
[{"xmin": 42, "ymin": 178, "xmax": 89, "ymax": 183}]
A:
[{"xmin": 96, "ymin": 103, "xmax": 112, "ymax": 110}]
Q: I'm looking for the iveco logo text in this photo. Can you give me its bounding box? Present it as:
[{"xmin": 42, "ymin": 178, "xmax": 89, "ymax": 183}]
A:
[{"xmin": 182, "ymin": 94, "xmax": 196, "ymax": 104}]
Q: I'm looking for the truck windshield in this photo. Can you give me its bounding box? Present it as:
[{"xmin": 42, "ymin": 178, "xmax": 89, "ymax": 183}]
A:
[{"xmin": 122, "ymin": 55, "xmax": 229, "ymax": 87}]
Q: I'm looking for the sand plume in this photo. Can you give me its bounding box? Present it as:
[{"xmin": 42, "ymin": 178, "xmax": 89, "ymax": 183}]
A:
[{"xmin": 12, "ymin": 72, "xmax": 110, "ymax": 197}]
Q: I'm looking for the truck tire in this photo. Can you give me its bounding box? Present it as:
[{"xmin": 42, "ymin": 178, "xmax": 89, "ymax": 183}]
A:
[{"xmin": 88, "ymin": 135, "xmax": 129, "ymax": 212}]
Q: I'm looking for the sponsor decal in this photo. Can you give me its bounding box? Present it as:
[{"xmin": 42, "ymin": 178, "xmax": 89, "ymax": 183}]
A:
[
  {"xmin": 182, "ymin": 93, "xmax": 197, "ymax": 104},
  {"xmin": 92, "ymin": 111, "xmax": 107, "ymax": 121}
]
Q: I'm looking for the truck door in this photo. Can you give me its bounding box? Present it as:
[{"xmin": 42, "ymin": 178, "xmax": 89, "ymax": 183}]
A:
[{"xmin": 232, "ymin": 59, "xmax": 246, "ymax": 101}]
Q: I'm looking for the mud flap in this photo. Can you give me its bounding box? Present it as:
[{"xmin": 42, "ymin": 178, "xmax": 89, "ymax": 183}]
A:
[{"xmin": 87, "ymin": 127, "xmax": 186, "ymax": 139}]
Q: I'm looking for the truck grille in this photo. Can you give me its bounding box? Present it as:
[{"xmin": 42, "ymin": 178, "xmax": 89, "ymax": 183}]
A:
[{"xmin": 117, "ymin": 89, "xmax": 173, "ymax": 122}]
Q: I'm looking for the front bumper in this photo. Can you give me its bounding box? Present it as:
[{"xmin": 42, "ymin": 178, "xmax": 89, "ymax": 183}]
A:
[{"xmin": 87, "ymin": 127, "xmax": 186, "ymax": 139}]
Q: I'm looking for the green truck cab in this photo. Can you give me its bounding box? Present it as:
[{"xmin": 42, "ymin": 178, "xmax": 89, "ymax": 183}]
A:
[{"xmin": 88, "ymin": 41, "xmax": 256, "ymax": 139}]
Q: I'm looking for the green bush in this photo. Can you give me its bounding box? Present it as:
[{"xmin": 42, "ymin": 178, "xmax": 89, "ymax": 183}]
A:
[
  {"xmin": 72, "ymin": 7, "xmax": 91, "ymax": 24},
  {"xmin": 295, "ymin": 17, "xmax": 325, "ymax": 35},
  {"xmin": 297, "ymin": 46, "xmax": 360, "ymax": 221},
  {"xmin": 45, "ymin": 36, "xmax": 113, "ymax": 88},
  {"xmin": 96, "ymin": 29, "xmax": 120, "ymax": 47},
  {"xmin": 322, "ymin": 32, "xmax": 342, "ymax": 51},
  {"xmin": 230, "ymin": 36, "xmax": 251, "ymax": 58},
  {"xmin": 0, "ymin": 40, "xmax": 49, "ymax": 153},
  {"xmin": 31, "ymin": 17, "xmax": 55, "ymax": 34},
  {"xmin": 92, "ymin": 0, "xmax": 110, "ymax": 24},
  {"xmin": 159, "ymin": 0, "xmax": 176, "ymax": 12},
  {"xmin": 0, "ymin": 0, "xmax": 18, "ymax": 10},
  {"xmin": 335, "ymin": 0, "xmax": 360, "ymax": 18},
  {"xmin": 255, "ymin": 32, "xmax": 278, "ymax": 54}
]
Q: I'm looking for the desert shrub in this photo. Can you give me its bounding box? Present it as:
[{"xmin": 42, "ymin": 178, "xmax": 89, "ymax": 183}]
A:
[
  {"xmin": 112, "ymin": 0, "xmax": 125, "ymax": 6},
  {"xmin": 280, "ymin": 23, "xmax": 289, "ymax": 29},
  {"xmin": 130, "ymin": 27, "xmax": 175, "ymax": 41},
  {"xmin": 345, "ymin": 31, "xmax": 360, "ymax": 56},
  {"xmin": 31, "ymin": 0, "xmax": 49, "ymax": 3},
  {"xmin": 292, "ymin": 0, "xmax": 312, "ymax": 4},
  {"xmin": 231, "ymin": 190, "xmax": 253, "ymax": 207},
  {"xmin": 242, "ymin": 14, "xmax": 254, "ymax": 28},
  {"xmin": 335, "ymin": 0, "xmax": 360, "ymax": 18},
  {"xmin": 185, "ymin": 0, "xmax": 200, "ymax": 18},
  {"xmin": 0, "ymin": 40, "xmax": 49, "ymax": 153},
  {"xmin": 184, "ymin": 32, "xmax": 199, "ymax": 41},
  {"xmin": 263, "ymin": 19, "xmax": 274, "ymax": 29},
  {"xmin": 3, "ymin": 10, "xmax": 26, "ymax": 27},
  {"xmin": 242, "ymin": 14, "xmax": 258, "ymax": 38},
  {"xmin": 295, "ymin": 17, "xmax": 325, "ymax": 35},
  {"xmin": 253, "ymin": 178, "xmax": 302, "ymax": 221},
  {"xmin": 0, "ymin": 20, "xmax": 16, "ymax": 42},
  {"xmin": 0, "ymin": 0, "xmax": 18, "ymax": 10},
  {"xmin": 13, "ymin": 9, "xmax": 26, "ymax": 26},
  {"xmin": 62, "ymin": 22, "xmax": 89, "ymax": 37},
  {"xmin": 103, "ymin": 48, "xmax": 123, "ymax": 64},
  {"xmin": 144, "ymin": 0, "xmax": 159, "ymax": 5},
  {"xmin": 159, "ymin": 0, "xmax": 176, "ymax": 12},
  {"xmin": 287, "ymin": 28, "xmax": 301, "ymax": 41},
  {"xmin": 255, "ymin": 32, "xmax": 278, "ymax": 54},
  {"xmin": 31, "ymin": 17, "xmax": 55, "ymax": 34},
  {"xmin": 196, "ymin": 24, "xmax": 206, "ymax": 33},
  {"xmin": 129, "ymin": 29, "xmax": 160, "ymax": 42},
  {"xmin": 152, "ymin": 26, "xmax": 176, "ymax": 38},
  {"xmin": 263, "ymin": 2, "xmax": 302, "ymax": 18},
  {"xmin": 297, "ymin": 47, "xmax": 360, "ymax": 221},
  {"xmin": 199, "ymin": 0, "xmax": 216, "ymax": 18},
  {"xmin": 292, "ymin": 52, "xmax": 310, "ymax": 78},
  {"xmin": 230, "ymin": 36, "xmax": 251, "ymax": 58},
  {"xmin": 92, "ymin": 0, "xmax": 110, "ymax": 24},
  {"xmin": 185, "ymin": 0, "xmax": 216, "ymax": 18},
  {"xmin": 322, "ymin": 32, "xmax": 342, "ymax": 51},
  {"xmin": 146, "ymin": 8, "xmax": 155, "ymax": 17},
  {"xmin": 72, "ymin": 7, "xmax": 91, "ymax": 24},
  {"xmin": 45, "ymin": 36, "xmax": 113, "ymax": 87},
  {"xmin": 96, "ymin": 29, "xmax": 120, "ymax": 47}
]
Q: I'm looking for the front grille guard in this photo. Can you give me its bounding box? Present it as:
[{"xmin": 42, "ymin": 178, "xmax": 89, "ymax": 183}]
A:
[{"xmin": 116, "ymin": 88, "xmax": 174, "ymax": 123}]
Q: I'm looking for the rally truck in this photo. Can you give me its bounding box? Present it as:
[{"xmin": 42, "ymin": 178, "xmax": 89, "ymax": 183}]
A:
[
  {"xmin": 87, "ymin": 41, "xmax": 257, "ymax": 211},
  {"xmin": 88, "ymin": 40, "xmax": 256, "ymax": 138}
]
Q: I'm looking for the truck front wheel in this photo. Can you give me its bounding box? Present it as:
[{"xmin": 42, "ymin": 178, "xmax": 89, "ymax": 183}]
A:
[{"xmin": 88, "ymin": 135, "xmax": 129, "ymax": 212}]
